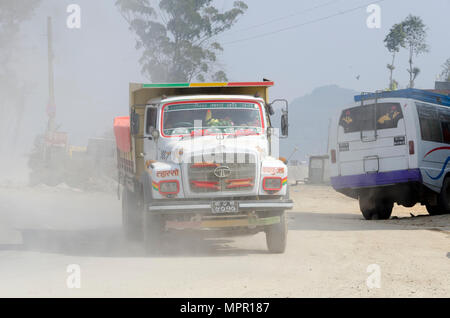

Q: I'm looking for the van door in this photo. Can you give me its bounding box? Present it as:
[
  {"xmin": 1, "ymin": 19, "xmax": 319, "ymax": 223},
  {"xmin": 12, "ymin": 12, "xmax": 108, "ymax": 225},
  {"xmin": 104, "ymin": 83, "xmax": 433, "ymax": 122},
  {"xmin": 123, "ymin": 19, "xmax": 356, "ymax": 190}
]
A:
[
  {"xmin": 337, "ymin": 102, "xmax": 407, "ymax": 176},
  {"xmin": 416, "ymin": 102, "xmax": 450, "ymax": 190}
]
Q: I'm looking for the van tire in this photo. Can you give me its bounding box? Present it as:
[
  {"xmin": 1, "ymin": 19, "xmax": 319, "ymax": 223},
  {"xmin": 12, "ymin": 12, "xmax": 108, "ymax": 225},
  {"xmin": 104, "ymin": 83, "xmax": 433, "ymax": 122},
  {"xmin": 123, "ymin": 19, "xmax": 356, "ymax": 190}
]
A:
[
  {"xmin": 122, "ymin": 188, "xmax": 143, "ymax": 241},
  {"xmin": 359, "ymin": 196, "xmax": 393, "ymax": 220},
  {"xmin": 425, "ymin": 204, "xmax": 444, "ymax": 215},
  {"xmin": 143, "ymin": 212, "xmax": 164, "ymax": 254},
  {"xmin": 265, "ymin": 211, "xmax": 287, "ymax": 253},
  {"xmin": 437, "ymin": 176, "xmax": 450, "ymax": 214}
]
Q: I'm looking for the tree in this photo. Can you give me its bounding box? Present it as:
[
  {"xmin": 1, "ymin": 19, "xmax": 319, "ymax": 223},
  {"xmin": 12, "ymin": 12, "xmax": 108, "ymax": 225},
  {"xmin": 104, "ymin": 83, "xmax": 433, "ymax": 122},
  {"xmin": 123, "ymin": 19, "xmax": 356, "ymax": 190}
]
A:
[
  {"xmin": 412, "ymin": 67, "xmax": 420, "ymax": 83},
  {"xmin": 401, "ymin": 15, "xmax": 428, "ymax": 88},
  {"xmin": 116, "ymin": 0, "xmax": 248, "ymax": 83},
  {"xmin": 440, "ymin": 58, "xmax": 450, "ymax": 82},
  {"xmin": 384, "ymin": 23, "xmax": 405, "ymax": 90},
  {"xmin": 0, "ymin": 0, "xmax": 42, "ymax": 150}
]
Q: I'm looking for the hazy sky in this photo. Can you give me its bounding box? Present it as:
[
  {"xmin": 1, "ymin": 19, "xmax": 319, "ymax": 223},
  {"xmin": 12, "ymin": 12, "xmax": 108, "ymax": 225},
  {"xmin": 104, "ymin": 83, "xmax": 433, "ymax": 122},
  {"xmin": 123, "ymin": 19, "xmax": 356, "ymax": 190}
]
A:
[{"xmin": 10, "ymin": 0, "xmax": 450, "ymax": 146}]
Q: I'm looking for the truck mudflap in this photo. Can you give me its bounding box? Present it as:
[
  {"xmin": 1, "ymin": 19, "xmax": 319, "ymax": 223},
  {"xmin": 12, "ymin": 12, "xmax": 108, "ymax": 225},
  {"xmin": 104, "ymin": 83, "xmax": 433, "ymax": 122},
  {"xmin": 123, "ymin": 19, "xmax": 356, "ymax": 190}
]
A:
[
  {"xmin": 148, "ymin": 199, "xmax": 293, "ymax": 213},
  {"xmin": 165, "ymin": 214, "xmax": 281, "ymax": 230}
]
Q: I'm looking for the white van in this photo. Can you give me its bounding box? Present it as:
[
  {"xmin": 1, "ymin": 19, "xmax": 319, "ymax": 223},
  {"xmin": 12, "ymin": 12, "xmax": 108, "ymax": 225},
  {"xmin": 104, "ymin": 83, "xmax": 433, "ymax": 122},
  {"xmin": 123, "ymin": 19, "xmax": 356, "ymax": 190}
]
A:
[{"xmin": 328, "ymin": 89, "xmax": 450, "ymax": 219}]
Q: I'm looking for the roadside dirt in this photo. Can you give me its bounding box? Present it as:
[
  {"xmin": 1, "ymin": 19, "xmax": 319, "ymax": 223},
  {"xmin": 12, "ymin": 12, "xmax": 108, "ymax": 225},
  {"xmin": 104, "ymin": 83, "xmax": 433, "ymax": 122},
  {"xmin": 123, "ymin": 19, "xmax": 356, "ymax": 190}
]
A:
[{"xmin": 0, "ymin": 184, "xmax": 448, "ymax": 297}]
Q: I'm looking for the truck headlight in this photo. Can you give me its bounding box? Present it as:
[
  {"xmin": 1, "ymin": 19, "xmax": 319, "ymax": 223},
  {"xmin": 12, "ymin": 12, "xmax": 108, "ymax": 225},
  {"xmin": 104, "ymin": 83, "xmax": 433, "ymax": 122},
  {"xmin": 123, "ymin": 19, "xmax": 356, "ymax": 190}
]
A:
[
  {"xmin": 263, "ymin": 177, "xmax": 282, "ymax": 191},
  {"xmin": 159, "ymin": 180, "xmax": 180, "ymax": 195}
]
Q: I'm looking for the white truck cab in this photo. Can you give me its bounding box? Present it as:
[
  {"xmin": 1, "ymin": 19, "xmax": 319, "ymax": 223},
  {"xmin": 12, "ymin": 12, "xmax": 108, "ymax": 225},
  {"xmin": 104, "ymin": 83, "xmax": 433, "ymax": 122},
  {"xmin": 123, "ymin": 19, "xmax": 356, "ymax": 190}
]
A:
[{"xmin": 114, "ymin": 81, "xmax": 293, "ymax": 253}]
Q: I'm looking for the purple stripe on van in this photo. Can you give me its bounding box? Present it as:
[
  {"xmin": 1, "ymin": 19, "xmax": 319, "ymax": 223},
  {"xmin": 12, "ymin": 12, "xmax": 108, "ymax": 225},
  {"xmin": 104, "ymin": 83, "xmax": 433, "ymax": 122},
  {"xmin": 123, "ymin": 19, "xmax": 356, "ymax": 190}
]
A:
[{"xmin": 331, "ymin": 169, "xmax": 422, "ymax": 190}]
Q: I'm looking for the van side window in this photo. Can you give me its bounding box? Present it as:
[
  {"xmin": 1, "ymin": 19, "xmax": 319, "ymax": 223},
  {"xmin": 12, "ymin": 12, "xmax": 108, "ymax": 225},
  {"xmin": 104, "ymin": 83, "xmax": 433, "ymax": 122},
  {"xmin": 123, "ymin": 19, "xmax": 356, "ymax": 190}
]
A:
[
  {"xmin": 146, "ymin": 107, "xmax": 157, "ymax": 134},
  {"xmin": 416, "ymin": 102, "xmax": 443, "ymax": 143},
  {"xmin": 339, "ymin": 103, "xmax": 402, "ymax": 133},
  {"xmin": 438, "ymin": 108, "xmax": 450, "ymax": 144}
]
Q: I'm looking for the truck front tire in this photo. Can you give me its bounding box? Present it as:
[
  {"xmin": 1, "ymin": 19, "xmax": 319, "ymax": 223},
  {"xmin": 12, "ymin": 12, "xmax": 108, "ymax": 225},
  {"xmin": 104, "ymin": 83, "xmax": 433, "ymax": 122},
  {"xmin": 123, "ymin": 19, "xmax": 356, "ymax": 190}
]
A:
[
  {"xmin": 143, "ymin": 212, "xmax": 164, "ymax": 254},
  {"xmin": 265, "ymin": 211, "xmax": 287, "ymax": 254},
  {"xmin": 122, "ymin": 188, "xmax": 143, "ymax": 241}
]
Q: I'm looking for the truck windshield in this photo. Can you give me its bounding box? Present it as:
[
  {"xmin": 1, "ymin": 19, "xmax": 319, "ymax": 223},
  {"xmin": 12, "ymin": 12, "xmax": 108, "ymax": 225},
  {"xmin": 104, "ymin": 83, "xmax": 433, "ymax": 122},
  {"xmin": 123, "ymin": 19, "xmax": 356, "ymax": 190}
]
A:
[{"xmin": 161, "ymin": 102, "xmax": 263, "ymax": 136}]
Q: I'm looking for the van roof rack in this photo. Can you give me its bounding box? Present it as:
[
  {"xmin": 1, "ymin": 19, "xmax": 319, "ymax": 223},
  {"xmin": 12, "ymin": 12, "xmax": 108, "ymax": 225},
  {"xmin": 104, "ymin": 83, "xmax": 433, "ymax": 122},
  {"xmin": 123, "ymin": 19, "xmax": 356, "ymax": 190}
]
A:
[{"xmin": 354, "ymin": 88, "xmax": 450, "ymax": 107}]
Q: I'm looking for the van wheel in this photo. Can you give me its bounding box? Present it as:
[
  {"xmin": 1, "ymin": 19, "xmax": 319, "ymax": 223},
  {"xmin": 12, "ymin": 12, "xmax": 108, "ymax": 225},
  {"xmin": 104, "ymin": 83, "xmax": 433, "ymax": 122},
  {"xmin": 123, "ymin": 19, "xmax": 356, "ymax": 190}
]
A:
[
  {"xmin": 425, "ymin": 204, "xmax": 444, "ymax": 216},
  {"xmin": 143, "ymin": 212, "xmax": 164, "ymax": 254},
  {"xmin": 438, "ymin": 177, "xmax": 450, "ymax": 214},
  {"xmin": 359, "ymin": 196, "xmax": 393, "ymax": 220},
  {"xmin": 265, "ymin": 211, "xmax": 287, "ymax": 253},
  {"xmin": 122, "ymin": 188, "xmax": 143, "ymax": 241}
]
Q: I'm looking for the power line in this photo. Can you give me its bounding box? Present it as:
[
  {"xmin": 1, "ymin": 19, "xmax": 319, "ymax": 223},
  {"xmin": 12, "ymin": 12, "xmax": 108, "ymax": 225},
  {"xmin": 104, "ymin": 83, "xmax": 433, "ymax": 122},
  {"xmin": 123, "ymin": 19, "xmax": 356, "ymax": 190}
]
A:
[
  {"xmin": 220, "ymin": 0, "xmax": 340, "ymax": 36},
  {"xmin": 222, "ymin": 0, "xmax": 386, "ymax": 45}
]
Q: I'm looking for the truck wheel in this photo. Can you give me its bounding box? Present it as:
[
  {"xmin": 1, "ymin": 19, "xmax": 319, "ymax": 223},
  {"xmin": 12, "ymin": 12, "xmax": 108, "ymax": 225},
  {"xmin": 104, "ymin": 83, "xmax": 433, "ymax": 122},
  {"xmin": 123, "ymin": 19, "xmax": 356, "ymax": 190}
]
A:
[
  {"xmin": 437, "ymin": 176, "xmax": 450, "ymax": 214},
  {"xmin": 265, "ymin": 211, "xmax": 287, "ymax": 254},
  {"xmin": 143, "ymin": 212, "xmax": 164, "ymax": 254},
  {"xmin": 359, "ymin": 195, "xmax": 393, "ymax": 220},
  {"xmin": 122, "ymin": 188, "xmax": 143, "ymax": 241}
]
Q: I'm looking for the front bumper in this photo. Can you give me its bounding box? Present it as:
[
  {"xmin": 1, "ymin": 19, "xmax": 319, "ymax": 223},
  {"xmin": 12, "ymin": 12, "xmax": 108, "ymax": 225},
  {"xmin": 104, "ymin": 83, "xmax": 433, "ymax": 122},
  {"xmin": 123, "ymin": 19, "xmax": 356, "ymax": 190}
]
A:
[
  {"xmin": 148, "ymin": 199, "xmax": 293, "ymax": 214},
  {"xmin": 165, "ymin": 215, "xmax": 281, "ymax": 230}
]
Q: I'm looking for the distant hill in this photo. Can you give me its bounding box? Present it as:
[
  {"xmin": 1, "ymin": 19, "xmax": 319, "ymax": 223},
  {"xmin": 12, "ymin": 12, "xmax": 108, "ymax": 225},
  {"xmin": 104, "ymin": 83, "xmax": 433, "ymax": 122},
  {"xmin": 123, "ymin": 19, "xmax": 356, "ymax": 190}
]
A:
[{"xmin": 275, "ymin": 85, "xmax": 358, "ymax": 161}]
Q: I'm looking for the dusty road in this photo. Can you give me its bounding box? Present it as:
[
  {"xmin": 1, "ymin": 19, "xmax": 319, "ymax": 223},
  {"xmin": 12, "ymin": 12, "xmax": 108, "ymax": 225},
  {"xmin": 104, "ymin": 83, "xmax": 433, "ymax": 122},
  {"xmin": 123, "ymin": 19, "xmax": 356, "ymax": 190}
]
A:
[{"xmin": 0, "ymin": 183, "xmax": 448, "ymax": 297}]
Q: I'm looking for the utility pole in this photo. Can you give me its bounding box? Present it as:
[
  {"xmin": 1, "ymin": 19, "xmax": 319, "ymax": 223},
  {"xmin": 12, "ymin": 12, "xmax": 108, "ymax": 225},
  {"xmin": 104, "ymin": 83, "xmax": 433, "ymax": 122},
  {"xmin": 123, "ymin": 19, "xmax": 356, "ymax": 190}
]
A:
[{"xmin": 46, "ymin": 16, "xmax": 56, "ymax": 133}]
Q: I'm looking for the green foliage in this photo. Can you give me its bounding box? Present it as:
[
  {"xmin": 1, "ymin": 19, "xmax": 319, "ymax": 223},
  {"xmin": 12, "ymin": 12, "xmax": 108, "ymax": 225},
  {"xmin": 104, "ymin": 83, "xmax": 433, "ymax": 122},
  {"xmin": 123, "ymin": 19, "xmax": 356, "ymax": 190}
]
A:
[
  {"xmin": 384, "ymin": 15, "xmax": 428, "ymax": 89},
  {"xmin": 0, "ymin": 0, "xmax": 42, "ymax": 145},
  {"xmin": 440, "ymin": 58, "xmax": 450, "ymax": 82},
  {"xmin": 116, "ymin": 0, "xmax": 247, "ymax": 83},
  {"xmin": 401, "ymin": 15, "xmax": 428, "ymax": 87},
  {"xmin": 384, "ymin": 23, "xmax": 405, "ymax": 90},
  {"xmin": 0, "ymin": 0, "xmax": 42, "ymax": 74},
  {"xmin": 402, "ymin": 15, "xmax": 428, "ymax": 57},
  {"xmin": 384, "ymin": 23, "xmax": 405, "ymax": 54}
]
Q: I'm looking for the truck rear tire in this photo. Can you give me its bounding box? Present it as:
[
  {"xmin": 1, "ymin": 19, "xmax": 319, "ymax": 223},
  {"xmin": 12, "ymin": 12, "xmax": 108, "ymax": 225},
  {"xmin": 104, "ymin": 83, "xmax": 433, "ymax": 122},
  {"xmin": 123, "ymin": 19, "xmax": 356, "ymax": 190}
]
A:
[
  {"xmin": 143, "ymin": 212, "xmax": 164, "ymax": 254},
  {"xmin": 359, "ymin": 195, "xmax": 393, "ymax": 220},
  {"xmin": 122, "ymin": 188, "xmax": 143, "ymax": 241},
  {"xmin": 265, "ymin": 211, "xmax": 287, "ymax": 254}
]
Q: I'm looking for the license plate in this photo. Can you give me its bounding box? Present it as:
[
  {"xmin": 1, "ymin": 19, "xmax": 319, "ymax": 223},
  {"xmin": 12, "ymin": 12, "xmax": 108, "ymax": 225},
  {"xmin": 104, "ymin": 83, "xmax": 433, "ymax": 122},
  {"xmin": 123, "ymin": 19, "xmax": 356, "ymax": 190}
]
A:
[{"xmin": 211, "ymin": 201, "xmax": 239, "ymax": 214}]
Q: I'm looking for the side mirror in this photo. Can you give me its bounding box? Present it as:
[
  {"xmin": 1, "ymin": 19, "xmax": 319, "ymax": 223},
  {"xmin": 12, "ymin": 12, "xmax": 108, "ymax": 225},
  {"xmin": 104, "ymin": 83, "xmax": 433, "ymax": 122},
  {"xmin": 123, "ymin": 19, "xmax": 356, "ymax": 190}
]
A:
[
  {"xmin": 151, "ymin": 129, "xmax": 160, "ymax": 140},
  {"xmin": 267, "ymin": 104, "xmax": 275, "ymax": 116},
  {"xmin": 281, "ymin": 111, "xmax": 288, "ymax": 137},
  {"xmin": 281, "ymin": 113, "xmax": 289, "ymax": 137},
  {"xmin": 130, "ymin": 110, "xmax": 140, "ymax": 135},
  {"xmin": 268, "ymin": 99, "xmax": 289, "ymax": 138}
]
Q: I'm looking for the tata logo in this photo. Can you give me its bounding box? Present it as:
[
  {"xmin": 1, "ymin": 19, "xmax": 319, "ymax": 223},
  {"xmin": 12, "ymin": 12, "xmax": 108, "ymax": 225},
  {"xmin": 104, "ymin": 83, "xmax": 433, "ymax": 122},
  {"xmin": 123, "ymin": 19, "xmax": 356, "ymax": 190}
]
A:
[{"xmin": 214, "ymin": 166, "xmax": 231, "ymax": 178}]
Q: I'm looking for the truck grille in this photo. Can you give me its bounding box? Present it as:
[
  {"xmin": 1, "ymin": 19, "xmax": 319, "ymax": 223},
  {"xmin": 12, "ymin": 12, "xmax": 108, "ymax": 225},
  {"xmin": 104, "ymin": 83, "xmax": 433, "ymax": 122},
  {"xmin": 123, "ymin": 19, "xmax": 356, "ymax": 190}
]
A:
[{"xmin": 187, "ymin": 153, "xmax": 256, "ymax": 193}]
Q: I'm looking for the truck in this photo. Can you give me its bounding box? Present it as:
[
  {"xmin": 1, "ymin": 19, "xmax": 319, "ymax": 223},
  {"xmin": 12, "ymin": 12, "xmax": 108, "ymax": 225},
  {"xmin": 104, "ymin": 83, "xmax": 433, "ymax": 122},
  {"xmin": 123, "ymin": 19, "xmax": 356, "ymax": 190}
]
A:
[
  {"xmin": 114, "ymin": 81, "xmax": 293, "ymax": 253},
  {"xmin": 328, "ymin": 88, "xmax": 450, "ymax": 219}
]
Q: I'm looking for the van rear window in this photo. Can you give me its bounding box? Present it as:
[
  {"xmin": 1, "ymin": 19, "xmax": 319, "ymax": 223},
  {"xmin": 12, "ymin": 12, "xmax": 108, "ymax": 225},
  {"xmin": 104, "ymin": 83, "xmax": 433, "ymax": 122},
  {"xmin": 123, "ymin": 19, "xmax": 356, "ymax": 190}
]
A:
[{"xmin": 339, "ymin": 103, "xmax": 403, "ymax": 133}]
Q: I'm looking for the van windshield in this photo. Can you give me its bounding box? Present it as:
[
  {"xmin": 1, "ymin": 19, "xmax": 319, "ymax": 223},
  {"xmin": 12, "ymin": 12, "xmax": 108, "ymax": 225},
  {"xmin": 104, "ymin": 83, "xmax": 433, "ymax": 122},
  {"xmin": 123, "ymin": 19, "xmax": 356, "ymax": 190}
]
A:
[
  {"xmin": 339, "ymin": 103, "xmax": 403, "ymax": 133},
  {"xmin": 162, "ymin": 102, "xmax": 263, "ymax": 136}
]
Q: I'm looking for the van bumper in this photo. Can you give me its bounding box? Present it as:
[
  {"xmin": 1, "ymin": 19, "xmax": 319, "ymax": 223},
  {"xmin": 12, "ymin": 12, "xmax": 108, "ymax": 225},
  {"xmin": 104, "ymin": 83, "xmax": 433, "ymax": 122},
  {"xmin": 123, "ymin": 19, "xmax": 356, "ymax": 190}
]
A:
[
  {"xmin": 148, "ymin": 199, "xmax": 293, "ymax": 213},
  {"xmin": 331, "ymin": 168, "xmax": 422, "ymax": 190}
]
